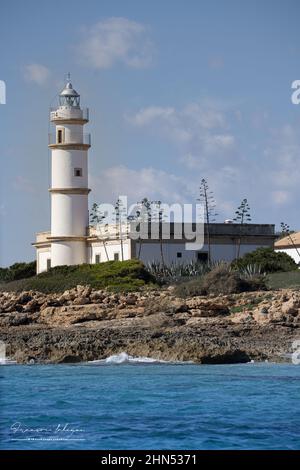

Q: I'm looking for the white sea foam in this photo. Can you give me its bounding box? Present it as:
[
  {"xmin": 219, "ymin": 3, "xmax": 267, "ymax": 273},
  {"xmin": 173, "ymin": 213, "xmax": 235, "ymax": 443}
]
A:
[
  {"xmin": 0, "ymin": 358, "xmax": 18, "ymax": 365},
  {"xmin": 88, "ymin": 352, "xmax": 193, "ymax": 365}
]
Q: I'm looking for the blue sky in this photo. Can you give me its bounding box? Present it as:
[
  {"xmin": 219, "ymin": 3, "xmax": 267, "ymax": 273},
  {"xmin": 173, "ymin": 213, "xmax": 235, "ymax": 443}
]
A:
[{"xmin": 1, "ymin": 0, "xmax": 300, "ymax": 266}]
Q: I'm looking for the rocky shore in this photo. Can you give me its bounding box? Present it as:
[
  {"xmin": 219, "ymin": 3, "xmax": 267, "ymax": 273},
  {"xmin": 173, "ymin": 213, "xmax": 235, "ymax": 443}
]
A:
[{"xmin": 1, "ymin": 286, "xmax": 300, "ymax": 364}]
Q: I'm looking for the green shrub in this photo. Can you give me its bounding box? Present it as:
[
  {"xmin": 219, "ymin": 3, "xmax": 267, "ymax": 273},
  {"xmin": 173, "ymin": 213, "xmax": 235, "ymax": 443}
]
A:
[
  {"xmin": 173, "ymin": 277, "xmax": 206, "ymax": 298},
  {"xmin": 174, "ymin": 263, "xmax": 267, "ymax": 298},
  {"xmin": 0, "ymin": 260, "xmax": 156, "ymax": 293},
  {"xmin": 232, "ymin": 247, "xmax": 297, "ymax": 273},
  {"xmin": 0, "ymin": 261, "xmax": 36, "ymax": 282}
]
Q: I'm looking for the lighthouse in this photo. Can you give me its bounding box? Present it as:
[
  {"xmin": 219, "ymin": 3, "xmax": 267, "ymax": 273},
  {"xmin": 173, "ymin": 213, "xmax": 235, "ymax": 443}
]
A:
[{"xmin": 48, "ymin": 76, "xmax": 91, "ymax": 267}]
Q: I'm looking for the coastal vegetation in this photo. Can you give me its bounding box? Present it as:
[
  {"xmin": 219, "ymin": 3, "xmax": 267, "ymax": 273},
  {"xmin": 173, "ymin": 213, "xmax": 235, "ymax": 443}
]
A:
[
  {"xmin": 173, "ymin": 263, "xmax": 266, "ymax": 298},
  {"xmin": 0, "ymin": 261, "xmax": 36, "ymax": 283},
  {"xmin": 232, "ymin": 247, "xmax": 298, "ymax": 273},
  {"xmin": 0, "ymin": 260, "xmax": 155, "ymax": 293},
  {"xmin": 0, "ymin": 247, "xmax": 298, "ymax": 294}
]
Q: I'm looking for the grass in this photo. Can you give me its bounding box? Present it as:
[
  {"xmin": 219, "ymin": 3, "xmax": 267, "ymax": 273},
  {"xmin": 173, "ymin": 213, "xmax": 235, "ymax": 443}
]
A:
[
  {"xmin": 266, "ymin": 270, "xmax": 300, "ymax": 290},
  {"xmin": 0, "ymin": 260, "xmax": 156, "ymax": 293},
  {"xmin": 230, "ymin": 300, "xmax": 261, "ymax": 314}
]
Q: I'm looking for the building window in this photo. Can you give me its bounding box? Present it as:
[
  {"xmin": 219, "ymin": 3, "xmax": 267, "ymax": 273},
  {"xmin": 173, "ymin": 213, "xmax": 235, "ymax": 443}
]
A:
[
  {"xmin": 95, "ymin": 254, "xmax": 100, "ymax": 264},
  {"xmin": 57, "ymin": 129, "xmax": 63, "ymax": 144},
  {"xmin": 114, "ymin": 252, "xmax": 120, "ymax": 261},
  {"xmin": 46, "ymin": 258, "xmax": 51, "ymax": 271},
  {"xmin": 74, "ymin": 168, "xmax": 82, "ymax": 177},
  {"xmin": 177, "ymin": 252, "xmax": 182, "ymax": 258},
  {"xmin": 197, "ymin": 252, "xmax": 208, "ymax": 263}
]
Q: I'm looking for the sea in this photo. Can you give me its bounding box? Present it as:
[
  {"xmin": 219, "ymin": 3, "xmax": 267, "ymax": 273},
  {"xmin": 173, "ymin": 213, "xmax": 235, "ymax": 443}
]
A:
[{"xmin": 0, "ymin": 354, "xmax": 300, "ymax": 450}]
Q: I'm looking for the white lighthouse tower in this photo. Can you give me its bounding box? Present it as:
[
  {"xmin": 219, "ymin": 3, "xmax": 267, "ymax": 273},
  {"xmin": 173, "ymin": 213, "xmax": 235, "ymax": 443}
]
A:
[{"xmin": 48, "ymin": 76, "xmax": 91, "ymax": 267}]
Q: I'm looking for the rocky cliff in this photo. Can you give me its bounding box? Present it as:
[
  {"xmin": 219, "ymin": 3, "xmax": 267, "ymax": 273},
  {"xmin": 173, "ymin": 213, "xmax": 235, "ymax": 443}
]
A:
[{"xmin": 1, "ymin": 286, "xmax": 299, "ymax": 364}]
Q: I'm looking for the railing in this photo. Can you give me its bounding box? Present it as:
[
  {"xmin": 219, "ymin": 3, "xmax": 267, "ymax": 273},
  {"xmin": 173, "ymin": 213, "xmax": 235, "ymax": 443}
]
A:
[
  {"xmin": 50, "ymin": 107, "xmax": 89, "ymax": 121},
  {"xmin": 48, "ymin": 133, "xmax": 91, "ymax": 146}
]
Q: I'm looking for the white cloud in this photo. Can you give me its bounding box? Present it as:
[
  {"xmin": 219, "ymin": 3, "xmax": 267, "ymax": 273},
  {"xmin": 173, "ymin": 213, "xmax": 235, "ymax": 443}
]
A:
[
  {"xmin": 78, "ymin": 17, "xmax": 154, "ymax": 69},
  {"xmin": 271, "ymin": 190, "xmax": 291, "ymax": 206},
  {"xmin": 23, "ymin": 64, "xmax": 50, "ymax": 85},
  {"xmin": 128, "ymin": 102, "xmax": 236, "ymax": 158},
  {"xmin": 128, "ymin": 106, "xmax": 175, "ymax": 127},
  {"xmin": 90, "ymin": 165, "xmax": 194, "ymax": 205},
  {"xmin": 265, "ymin": 125, "xmax": 300, "ymax": 189},
  {"xmin": 127, "ymin": 100, "xmax": 300, "ymax": 226},
  {"xmin": 209, "ymin": 57, "xmax": 224, "ymax": 70},
  {"xmin": 126, "ymin": 102, "xmax": 242, "ymax": 219},
  {"xmin": 0, "ymin": 203, "xmax": 6, "ymax": 217},
  {"xmin": 182, "ymin": 103, "xmax": 226, "ymax": 129}
]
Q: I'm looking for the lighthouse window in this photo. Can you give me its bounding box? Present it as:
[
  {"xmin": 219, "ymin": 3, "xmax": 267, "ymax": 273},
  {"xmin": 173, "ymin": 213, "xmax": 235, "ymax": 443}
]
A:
[
  {"xmin": 74, "ymin": 168, "xmax": 82, "ymax": 177},
  {"xmin": 57, "ymin": 129, "xmax": 63, "ymax": 143},
  {"xmin": 114, "ymin": 252, "xmax": 120, "ymax": 261},
  {"xmin": 95, "ymin": 254, "xmax": 100, "ymax": 264}
]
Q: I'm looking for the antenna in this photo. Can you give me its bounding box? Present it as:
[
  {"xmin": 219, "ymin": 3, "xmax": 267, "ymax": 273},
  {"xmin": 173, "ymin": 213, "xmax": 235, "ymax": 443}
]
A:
[{"xmin": 65, "ymin": 72, "xmax": 71, "ymax": 83}]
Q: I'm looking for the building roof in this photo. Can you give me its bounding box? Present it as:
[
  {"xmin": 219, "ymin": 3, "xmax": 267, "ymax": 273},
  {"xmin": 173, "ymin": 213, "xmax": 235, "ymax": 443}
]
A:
[
  {"xmin": 275, "ymin": 231, "xmax": 300, "ymax": 249},
  {"xmin": 60, "ymin": 81, "xmax": 79, "ymax": 97}
]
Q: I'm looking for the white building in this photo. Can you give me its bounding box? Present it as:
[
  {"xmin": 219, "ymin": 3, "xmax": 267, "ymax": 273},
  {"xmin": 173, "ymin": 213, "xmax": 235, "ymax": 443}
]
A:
[
  {"xmin": 33, "ymin": 79, "xmax": 276, "ymax": 273},
  {"xmin": 274, "ymin": 232, "xmax": 300, "ymax": 265}
]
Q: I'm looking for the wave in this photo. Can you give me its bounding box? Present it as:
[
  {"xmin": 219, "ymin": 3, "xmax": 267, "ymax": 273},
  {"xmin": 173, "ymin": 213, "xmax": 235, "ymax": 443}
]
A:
[{"xmin": 88, "ymin": 352, "xmax": 193, "ymax": 365}]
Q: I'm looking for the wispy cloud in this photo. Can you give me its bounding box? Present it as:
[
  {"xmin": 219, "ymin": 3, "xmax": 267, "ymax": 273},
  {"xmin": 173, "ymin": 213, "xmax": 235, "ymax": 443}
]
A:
[
  {"xmin": 0, "ymin": 203, "xmax": 6, "ymax": 217},
  {"xmin": 127, "ymin": 102, "xmax": 236, "ymax": 157},
  {"xmin": 90, "ymin": 165, "xmax": 194, "ymax": 205},
  {"xmin": 13, "ymin": 176, "xmax": 36, "ymax": 194},
  {"xmin": 126, "ymin": 100, "xmax": 300, "ymax": 221},
  {"xmin": 208, "ymin": 57, "xmax": 224, "ymax": 70},
  {"xmin": 78, "ymin": 17, "xmax": 154, "ymax": 69},
  {"xmin": 263, "ymin": 124, "xmax": 300, "ymax": 208},
  {"xmin": 23, "ymin": 63, "xmax": 50, "ymax": 85}
]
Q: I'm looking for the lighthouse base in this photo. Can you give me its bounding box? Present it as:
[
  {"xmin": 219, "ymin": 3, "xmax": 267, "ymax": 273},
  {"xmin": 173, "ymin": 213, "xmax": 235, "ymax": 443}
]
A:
[{"xmin": 51, "ymin": 240, "xmax": 87, "ymax": 267}]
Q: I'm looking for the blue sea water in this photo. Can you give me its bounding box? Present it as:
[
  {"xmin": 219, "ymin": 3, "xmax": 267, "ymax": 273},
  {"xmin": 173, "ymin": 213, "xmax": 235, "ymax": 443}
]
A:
[{"xmin": 0, "ymin": 359, "xmax": 300, "ymax": 450}]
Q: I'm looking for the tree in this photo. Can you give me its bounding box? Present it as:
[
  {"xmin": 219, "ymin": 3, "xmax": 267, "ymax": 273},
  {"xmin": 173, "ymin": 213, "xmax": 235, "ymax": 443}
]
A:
[
  {"xmin": 234, "ymin": 198, "xmax": 251, "ymax": 225},
  {"xmin": 232, "ymin": 247, "xmax": 297, "ymax": 273},
  {"xmin": 89, "ymin": 203, "xmax": 109, "ymax": 261},
  {"xmin": 197, "ymin": 179, "xmax": 217, "ymax": 263},
  {"xmin": 152, "ymin": 200, "xmax": 166, "ymax": 267},
  {"xmin": 115, "ymin": 198, "xmax": 128, "ymax": 261},
  {"xmin": 0, "ymin": 261, "xmax": 37, "ymax": 282},
  {"xmin": 135, "ymin": 198, "xmax": 152, "ymax": 259},
  {"xmin": 233, "ymin": 198, "xmax": 251, "ymax": 259},
  {"xmin": 280, "ymin": 222, "xmax": 300, "ymax": 261}
]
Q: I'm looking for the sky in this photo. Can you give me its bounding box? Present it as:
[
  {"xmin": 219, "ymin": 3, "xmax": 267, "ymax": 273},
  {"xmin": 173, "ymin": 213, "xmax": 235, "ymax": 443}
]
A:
[{"xmin": 0, "ymin": 0, "xmax": 300, "ymax": 266}]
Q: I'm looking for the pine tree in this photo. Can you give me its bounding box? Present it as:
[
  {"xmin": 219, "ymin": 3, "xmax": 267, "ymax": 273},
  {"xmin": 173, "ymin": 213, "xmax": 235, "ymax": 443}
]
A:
[
  {"xmin": 115, "ymin": 198, "xmax": 127, "ymax": 261},
  {"xmin": 135, "ymin": 198, "xmax": 152, "ymax": 259},
  {"xmin": 233, "ymin": 198, "xmax": 251, "ymax": 259},
  {"xmin": 280, "ymin": 222, "xmax": 300, "ymax": 260},
  {"xmin": 89, "ymin": 203, "xmax": 109, "ymax": 261},
  {"xmin": 197, "ymin": 179, "xmax": 217, "ymax": 263}
]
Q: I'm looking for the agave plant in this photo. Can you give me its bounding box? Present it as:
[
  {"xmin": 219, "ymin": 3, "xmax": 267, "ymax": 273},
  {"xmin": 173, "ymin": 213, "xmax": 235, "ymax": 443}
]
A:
[
  {"xmin": 146, "ymin": 260, "xmax": 213, "ymax": 284},
  {"xmin": 239, "ymin": 263, "xmax": 266, "ymax": 279}
]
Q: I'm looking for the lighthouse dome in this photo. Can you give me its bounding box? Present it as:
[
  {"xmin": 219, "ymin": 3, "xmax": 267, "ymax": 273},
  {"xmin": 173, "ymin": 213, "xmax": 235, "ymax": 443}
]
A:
[{"xmin": 59, "ymin": 78, "xmax": 80, "ymax": 107}]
